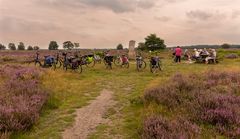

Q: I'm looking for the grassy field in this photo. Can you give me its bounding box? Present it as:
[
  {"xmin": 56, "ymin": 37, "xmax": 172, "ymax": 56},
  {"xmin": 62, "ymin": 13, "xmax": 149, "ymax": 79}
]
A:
[{"xmin": 2, "ymin": 49, "xmax": 239, "ymax": 139}]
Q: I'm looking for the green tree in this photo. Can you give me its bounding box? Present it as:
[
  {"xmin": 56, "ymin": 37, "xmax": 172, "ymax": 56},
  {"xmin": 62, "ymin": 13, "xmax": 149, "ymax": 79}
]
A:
[
  {"xmin": 27, "ymin": 46, "xmax": 34, "ymax": 50},
  {"xmin": 137, "ymin": 42, "xmax": 146, "ymax": 51},
  {"xmin": 18, "ymin": 42, "xmax": 25, "ymax": 50},
  {"xmin": 144, "ymin": 34, "xmax": 166, "ymax": 51},
  {"xmin": 0, "ymin": 44, "xmax": 6, "ymax": 50},
  {"xmin": 8, "ymin": 43, "xmax": 16, "ymax": 50},
  {"xmin": 74, "ymin": 43, "xmax": 80, "ymax": 49},
  {"xmin": 221, "ymin": 43, "xmax": 230, "ymax": 49},
  {"xmin": 63, "ymin": 41, "xmax": 74, "ymax": 50},
  {"xmin": 49, "ymin": 41, "xmax": 59, "ymax": 50},
  {"xmin": 117, "ymin": 44, "xmax": 123, "ymax": 50},
  {"xmin": 33, "ymin": 46, "xmax": 40, "ymax": 50}
]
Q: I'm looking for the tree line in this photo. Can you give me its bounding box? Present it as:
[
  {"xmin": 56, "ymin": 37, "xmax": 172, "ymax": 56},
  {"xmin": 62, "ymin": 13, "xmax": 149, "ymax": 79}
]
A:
[
  {"xmin": 0, "ymin": 34, "xmax": 168, "ymax": 51},
  {"xmin": 0, "ymin": 41, "xmax": 80, "ymax": 50},
  {"xmin": 0, "ymin": 42, "xmax": 40, "ymax": 50}
]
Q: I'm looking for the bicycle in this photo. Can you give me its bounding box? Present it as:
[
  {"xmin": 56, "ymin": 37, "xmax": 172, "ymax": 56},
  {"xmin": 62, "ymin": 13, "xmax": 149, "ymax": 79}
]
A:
[
  {"xmin": 42, "ymin": 56, "xmax": 57, "ymax": 70},
  {"xmin": 28, "ymin": 52, "xmax": 42, "ymax": 67},
  {"xmin": 80, "ymin": 55, "xmax": 95, "ymax": 67},
  {"xmin": 120, "ymin": 55, "xmax": 129, "ymax": 68},
  {"xmin": 104, "ymin": 56, "xmax": 113, "ymax": 69},
  {"xmin": 28, "ymin": 52, "xmax": 56, "ymax": 70},
  {"xmin": 94, "ymin": 54, "xmax": 102, "ymax": 64},
  {"xmin": 150, "ymin": 57, "xmax": 162, "ymax": 73},
  {"xmin": 113, "ymin": 55, "xmax": 122, "ymax": 67},
  {"xmin": 54, "ymin": 53, "xmax": 63, "ymax": 68},
  {"xmin": 136, "ymin": 56, "xmax": 146, "ymax": 71},
  {"xmin": 63, "ymin": 56, "xmax": 82, "ymax": 74}
]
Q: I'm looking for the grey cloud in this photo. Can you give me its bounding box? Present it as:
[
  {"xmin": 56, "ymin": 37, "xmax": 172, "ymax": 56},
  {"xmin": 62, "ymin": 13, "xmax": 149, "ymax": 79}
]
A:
[
  {"xmin": 232, "ymin": 10, "xmax": 240, "ymax": 19},
  {"xmin": 155, "ymin": 16, "xmax": 171, "ymax": 22},
  {"xmin": 186, "ymin": 10, "xmax": 212, "ymax": 20},
  {"xmin": 39, "ymin": 0, "xmax": 159, "ymax": 13},
  {"xmin": 186, "ymin": 10, "xmax": 226, "ymax": 21},
  {"xmin": 0, "ymin": 16, "xmax": 59, "ymax": 33}
]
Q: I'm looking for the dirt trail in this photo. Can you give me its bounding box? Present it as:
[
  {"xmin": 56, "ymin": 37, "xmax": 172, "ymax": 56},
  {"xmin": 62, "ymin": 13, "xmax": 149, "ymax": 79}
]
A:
[{"xmin": 62, "ymin": 89, "xmax": 114, "ymax": 139}]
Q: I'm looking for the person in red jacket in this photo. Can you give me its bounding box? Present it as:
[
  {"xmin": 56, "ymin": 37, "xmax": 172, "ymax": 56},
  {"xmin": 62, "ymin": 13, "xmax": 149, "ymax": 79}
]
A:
[{"xmin": 175, "ymin": 46, "xmax": 182, "ymax": 63}]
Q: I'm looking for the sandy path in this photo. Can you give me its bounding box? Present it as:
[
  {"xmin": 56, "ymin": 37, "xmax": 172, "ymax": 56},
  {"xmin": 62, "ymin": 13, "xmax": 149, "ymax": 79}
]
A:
[{"xmin": 62, "ymin": 89, "xmax": 114, "ymax": 139}]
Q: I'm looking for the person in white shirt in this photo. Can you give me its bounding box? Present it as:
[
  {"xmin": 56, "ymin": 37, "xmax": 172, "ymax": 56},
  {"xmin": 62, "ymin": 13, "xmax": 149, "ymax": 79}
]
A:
[{"xmin": 205, "ymin": 49, "xmax": 217, "ymax": 64}]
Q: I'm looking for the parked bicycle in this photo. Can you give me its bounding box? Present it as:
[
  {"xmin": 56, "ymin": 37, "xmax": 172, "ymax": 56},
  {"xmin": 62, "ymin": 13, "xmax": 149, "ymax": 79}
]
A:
[
  {"xmin": 63, "ymin": 53, "xmax": 82, "ymax": 73},
  {"xmin": 54, "ymin": 52, "xmax": 63, "ymax": 68},
  {"xmin": 120, "ymin": 54, "xmax": 129, "ymax": 68},
  {"xmin": 80, "ymin": 55, "xmax": 95, "ymax": 67},
  {"xmin": 150, "ymin": 56, "xmax": 162, "ymax": 73},
  {"xmin": 113, "ymin": 55, "xmax": 122, "ymax": 66},
  {"xmin": 136, "ymin": 55, "xmax": 146, "ymax": 71},
  {"xmin": 104, "ymin": 56, "xmax": 114, "ymax": 69},
  {"xmin": 29, "ymin": 52, "xmax": 56, "ymax": 70},
  {"xmin": 94, "ymin": 54, "xmax": 102, "ymax": 64}
]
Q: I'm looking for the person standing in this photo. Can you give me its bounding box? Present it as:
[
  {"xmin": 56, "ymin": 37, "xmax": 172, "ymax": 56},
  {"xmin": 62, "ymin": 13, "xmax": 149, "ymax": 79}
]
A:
[{"xmin": 175, "ymin": 46, "xmax": 182, "ymax": 63}]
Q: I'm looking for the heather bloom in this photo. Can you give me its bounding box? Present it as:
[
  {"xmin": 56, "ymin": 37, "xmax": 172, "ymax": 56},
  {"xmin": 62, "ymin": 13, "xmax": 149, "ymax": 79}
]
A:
[
  {"xmin": 0, "ymin": 65, "xmax": 48, "ymax": 132},
  {"xmin": 142, "ymin": 116, "xmax": 200, "ymax": 139},
  {"xmin": 144, "ymin": 71, "xmax": 240, "ymax": 138}
]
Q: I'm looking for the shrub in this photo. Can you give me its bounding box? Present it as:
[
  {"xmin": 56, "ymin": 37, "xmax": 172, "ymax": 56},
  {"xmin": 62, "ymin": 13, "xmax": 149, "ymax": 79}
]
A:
[
  {"xmin": 0, "ymin": 65, "xmax": 48, "ymax": 132},
  {"xmin": 142, "ymin": 116, "xmax": 200, "ymax": 139},
  {"xmin": 144, "ymin": 71, "xmax": 240, "ymax": 138},
  {"xmin": 225, "ymin": 54, "xmax": 239, "ymax": 59}
]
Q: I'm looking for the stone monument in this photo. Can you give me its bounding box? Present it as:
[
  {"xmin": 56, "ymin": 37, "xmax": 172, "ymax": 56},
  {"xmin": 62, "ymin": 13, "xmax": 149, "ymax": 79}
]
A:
[{"xmin": 128, "ymin": 40, "xmax": 136, "ymax": 59}]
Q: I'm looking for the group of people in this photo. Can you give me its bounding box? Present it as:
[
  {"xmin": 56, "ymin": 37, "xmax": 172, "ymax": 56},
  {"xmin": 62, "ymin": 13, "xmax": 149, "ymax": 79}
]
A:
[{"xmin": 173, "ymin": 47, "xmax": 217, "ymax": 64}]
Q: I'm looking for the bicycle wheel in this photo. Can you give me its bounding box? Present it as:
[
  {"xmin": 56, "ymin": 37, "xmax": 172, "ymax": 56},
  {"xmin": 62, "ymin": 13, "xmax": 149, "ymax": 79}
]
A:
[
  {"xmin": 114, "ymin": 58, "xmax": 122, "ymax": 66},
  {"xmin": 122, "ymin": 62, "xmax": 129, "ymax": 68},
  {"xmin": 86, "ymin": 60, "xmax": 95, "ymax": 67},
  {"xmin": 75, "ymin": 65, "xmax": 82, "ymax": 74},
  {"xmin": 106, "ymin": 62, "xmax": 112, "ymax": 69},
  {"xmin": 158, "ymin": 61, "xmax": 163, "ymax": 71},
  {"xmin": 35, "ymin": 61, "xmax": 42, "ymax": 67},
  {"xmin": 51, "ymin": 62, "xmax": 56, "ymax": 70},
  {"xmin": 137, "ymin": 60, "xmax": 146, "ymax": 71},
  {"xmin": 55, "ymin": 60, "xmax": 62, "ymax": 68},
  {"xmin": 63, "ymin": 62, "xmax": 69, "ymax": 71},
  {"xmin": 150, "ymin": 63, "xmax": 157, "ymax": 73}
]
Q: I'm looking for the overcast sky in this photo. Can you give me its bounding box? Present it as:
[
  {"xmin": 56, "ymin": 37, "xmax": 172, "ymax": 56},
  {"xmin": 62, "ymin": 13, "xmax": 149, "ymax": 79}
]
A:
[{"xmin": 0, "ymin": 0, "xmax": 240, "ymax": 49}]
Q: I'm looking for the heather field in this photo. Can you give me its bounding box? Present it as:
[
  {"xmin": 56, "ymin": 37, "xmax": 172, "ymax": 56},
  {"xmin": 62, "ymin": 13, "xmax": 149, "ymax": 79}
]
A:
[{"xmin": 0, "ymin": 49, "xmax": 240, "ymax": 139}]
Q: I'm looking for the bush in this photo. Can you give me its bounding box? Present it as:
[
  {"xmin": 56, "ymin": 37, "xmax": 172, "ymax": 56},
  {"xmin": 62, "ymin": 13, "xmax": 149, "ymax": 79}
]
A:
[
  {"xmin": 142, "ymin": 116, "xmax": 200, "ymax": 139},
  {"xmin": 0, "ymin": 65, "xmax": 48, "ymax": 132},
  {"xmin": 225, "ymin": 54, "xmax": 239, "ymax": 59},
  {"xmin": 144, "ymin": 71, "xmax": 240, "ymax": 138}
]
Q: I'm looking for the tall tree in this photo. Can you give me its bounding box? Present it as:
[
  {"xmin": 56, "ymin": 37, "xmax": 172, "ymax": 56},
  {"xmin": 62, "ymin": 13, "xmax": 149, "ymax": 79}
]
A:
[
  {"xmin": 0, "ymin": 44, "xmax": 6, "ymax": 50},
  {"xmin": 144, "ymin": 34, "xmax": 166, "ymax": 51},
  {"xmin": 117, "ymin": 44, "xmax": 123, "ymax": 50},
  {"xmin": 33, "ymin": 46, "xmax": 40, "ymax": 50},
  {"xmin": 74, "ymin": 43, "xmax": 80, "ymax": 49},
  {"xmin": 221, "ymin": 43, "xmax": 230, "ymax": 49},
  {"xmin": 27, "ymin": 46, "xmax": 34, "ymax": 50},
  {"xmin": 63, "ymin": 41, "xmax": 74, "ymax": 50},
  {"xmin": 137, "ymin": 42, "xmax": 146, "ymax": 51},
  {"xmin": 49, "ymin": 41, "xmax": 59, "ymax": 50},
  {"xmin": 18, "ymin": 42, "xmax": 25, "ymax": 50},
  {"xmin": 8, "ymin": 43, "xmax": 16, "ymax": 50}
]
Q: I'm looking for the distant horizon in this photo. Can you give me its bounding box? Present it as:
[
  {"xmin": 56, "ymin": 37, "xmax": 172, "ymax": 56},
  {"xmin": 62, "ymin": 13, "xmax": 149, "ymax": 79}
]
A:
[{"xmin": 1, "ymin": 42, "xmax": 240, "ymax": 50}]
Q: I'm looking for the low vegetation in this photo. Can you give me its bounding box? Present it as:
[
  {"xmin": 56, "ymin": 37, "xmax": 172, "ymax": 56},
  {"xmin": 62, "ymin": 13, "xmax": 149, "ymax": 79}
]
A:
[
  {"xmin": 0, "ymin": 49, "xmax": 239, "ymax": 139},
  {"xmin": 143, "ymin": 71, "xmax": 240, "ymax": 138},
  {"xmin": 0, "ymin": 65, "xmax": 48, "ymax": 132}
]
